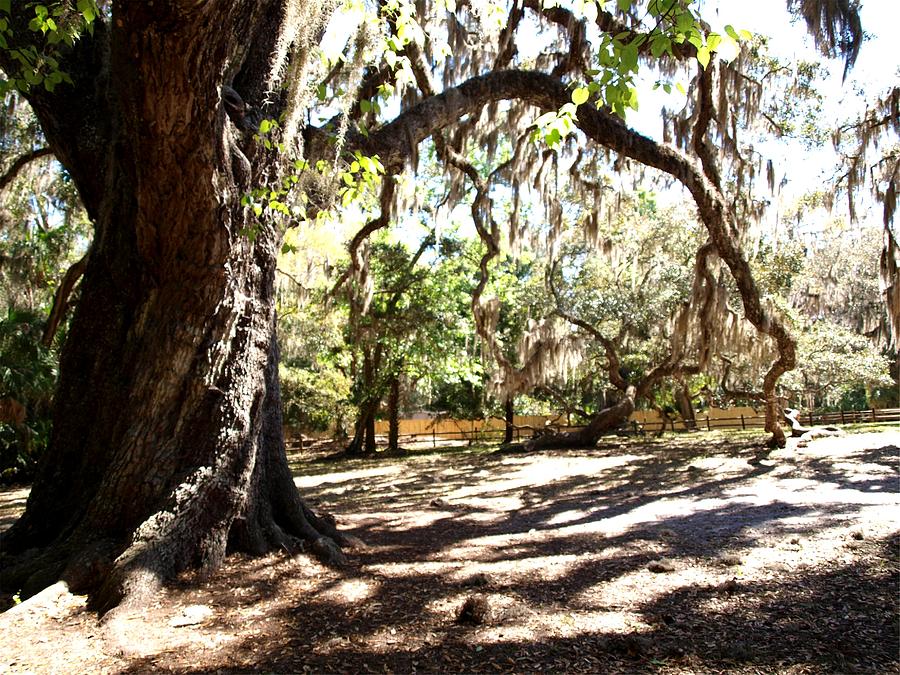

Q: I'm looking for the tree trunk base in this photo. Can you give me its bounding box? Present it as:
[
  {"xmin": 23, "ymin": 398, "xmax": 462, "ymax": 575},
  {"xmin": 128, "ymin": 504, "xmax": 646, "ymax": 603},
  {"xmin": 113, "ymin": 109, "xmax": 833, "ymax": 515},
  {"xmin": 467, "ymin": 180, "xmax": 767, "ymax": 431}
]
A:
[
  {"xmin": 1, "ymin": 333, "xmax": 362, "ymax": 614},
  {"xmin": 1, "ymin": 485, "xmax": 358, "ymax": 616}
]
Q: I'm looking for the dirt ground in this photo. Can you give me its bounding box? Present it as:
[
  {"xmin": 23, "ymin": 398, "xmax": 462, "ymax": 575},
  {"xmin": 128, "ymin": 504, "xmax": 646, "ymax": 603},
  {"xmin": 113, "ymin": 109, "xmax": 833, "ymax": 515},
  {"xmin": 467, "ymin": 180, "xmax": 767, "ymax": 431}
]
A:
[{"xmin": 0, "ymin": 427, "xmax": 897, "ymax": 674}]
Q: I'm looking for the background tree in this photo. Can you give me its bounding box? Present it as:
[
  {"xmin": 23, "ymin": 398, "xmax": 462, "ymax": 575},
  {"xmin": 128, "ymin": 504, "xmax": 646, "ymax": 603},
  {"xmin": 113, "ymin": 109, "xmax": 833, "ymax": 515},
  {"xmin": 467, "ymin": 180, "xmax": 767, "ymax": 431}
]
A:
[
  {"xmin": 0, "ymin": 0, "xmax": 879, "ymax": 613},
  {"xmin": 0, "ymin": 90, "xmax": 88, "ymax": 481}
]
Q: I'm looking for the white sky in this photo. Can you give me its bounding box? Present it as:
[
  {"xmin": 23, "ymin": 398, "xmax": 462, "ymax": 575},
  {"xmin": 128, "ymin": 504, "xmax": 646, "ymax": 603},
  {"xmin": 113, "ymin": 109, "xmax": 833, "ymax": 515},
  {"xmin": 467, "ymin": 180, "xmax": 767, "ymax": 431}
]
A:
[
  {"xmin": 622, "ymin": 0, "xmax": 899, "ymax": 236},
  {"xmin": 323, "ymin": 0, "xmax": 900, "ymax": 245}
]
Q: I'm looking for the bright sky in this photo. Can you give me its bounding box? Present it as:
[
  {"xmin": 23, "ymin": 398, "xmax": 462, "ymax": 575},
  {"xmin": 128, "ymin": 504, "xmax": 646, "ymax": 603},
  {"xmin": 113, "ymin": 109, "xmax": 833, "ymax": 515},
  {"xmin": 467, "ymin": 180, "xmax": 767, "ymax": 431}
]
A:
[
  {"xmin": 625, "ymin": 0, "xmax": 899, "ymax": 234},
  {"xmin": 321, "ymin": 0, "xmax": 900, "ymax": 246}
]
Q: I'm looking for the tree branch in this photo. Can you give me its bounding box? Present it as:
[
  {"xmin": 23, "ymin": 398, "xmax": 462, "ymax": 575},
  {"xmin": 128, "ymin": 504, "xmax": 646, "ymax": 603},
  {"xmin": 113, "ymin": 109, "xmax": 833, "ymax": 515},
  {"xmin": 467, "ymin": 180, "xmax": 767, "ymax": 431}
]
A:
[
  {"xmin": 308, "ymin": 66, "xmax": 796, "ymax": 442},
  {"xmin": 42, "ymin": 255, "xmax": 87, "ymax": 348},
  {"xmin": 0, "ymin": 147, "xmax": 54, "ymax": 193}
]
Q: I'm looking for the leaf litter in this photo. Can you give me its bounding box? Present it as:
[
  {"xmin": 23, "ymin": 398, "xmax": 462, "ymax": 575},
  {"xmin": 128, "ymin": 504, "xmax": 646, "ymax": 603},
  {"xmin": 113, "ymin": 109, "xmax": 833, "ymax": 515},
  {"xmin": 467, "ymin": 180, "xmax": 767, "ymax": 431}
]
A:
[{"xmin": 0, "ymin": 430, "xmax": 897, "ymax": 673}]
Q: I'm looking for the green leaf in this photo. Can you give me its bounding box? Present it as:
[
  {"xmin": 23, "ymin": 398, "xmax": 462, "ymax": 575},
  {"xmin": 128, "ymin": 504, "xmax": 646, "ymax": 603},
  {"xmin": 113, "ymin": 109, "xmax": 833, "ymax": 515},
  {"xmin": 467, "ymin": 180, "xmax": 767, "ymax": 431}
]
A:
[
  {"xmin": 616, "ymin": 0, "xmax": 630, "ymax": 12},
  {"xmin": 650, "ymin": 34, "xmax": 670, "ymax": 59},
  {"xmin": 77, "ymin": 0, "xmax": 96, "ymax": 23},
  {"xmin": 696, "ymin": 46, "xmax": 710, "ymax": 69},
  {"xmin": 571, "ymin": 86, "xmax": 589, "ymax": 105},
  {"xmin": 621, "ymin": 41, "xmax": 639, "ymax": 72},
  {"xmin": 675, "ymin": 10, "xmax": 694, "ymax": 33},
  {"xmin": 0, "ymin": 0, "xmax": 10, "ymax": 14}
]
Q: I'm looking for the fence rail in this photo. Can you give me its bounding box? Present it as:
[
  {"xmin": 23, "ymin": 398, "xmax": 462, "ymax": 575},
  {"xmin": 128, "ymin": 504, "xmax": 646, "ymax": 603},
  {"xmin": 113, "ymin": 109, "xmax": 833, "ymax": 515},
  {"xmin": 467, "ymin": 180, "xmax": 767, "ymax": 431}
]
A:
[{"xmin": 350, "ymin": 407, "xmax": 899, "ymax": 448}]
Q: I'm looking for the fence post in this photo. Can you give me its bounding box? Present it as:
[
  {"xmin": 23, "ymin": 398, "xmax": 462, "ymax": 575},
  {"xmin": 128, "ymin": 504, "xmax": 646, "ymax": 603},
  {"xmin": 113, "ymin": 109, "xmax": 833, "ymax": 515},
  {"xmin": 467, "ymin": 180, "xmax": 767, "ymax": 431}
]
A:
[
  {"xmin": 808, "ymin": 411, "xmax": 814, "ymax": 427},
  {"xmin": 840, "ymin": 409, "xmax": 846, "ymax": 424},
  {"xmin": 432, "ymin": 428, "xmax": 435, "ymax": 448},
  {"xmin": 872, "ymin": 408, "xmax": 877, "ymax": 422},
  {"xmin": 706, "ymin": 416, "xmax": 711, "ymax": 431},
  {"xmin": 740, "ymin": 414, "xmax": 745, "ymax": 430}
]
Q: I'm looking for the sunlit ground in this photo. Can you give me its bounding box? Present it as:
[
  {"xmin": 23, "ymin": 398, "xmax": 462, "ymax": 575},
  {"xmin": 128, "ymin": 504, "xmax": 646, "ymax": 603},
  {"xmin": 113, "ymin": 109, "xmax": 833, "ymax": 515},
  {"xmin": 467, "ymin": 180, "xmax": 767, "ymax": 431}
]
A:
[{"xmin": 1, "ymin": 427, "xmax": 897, "ymax": 673}]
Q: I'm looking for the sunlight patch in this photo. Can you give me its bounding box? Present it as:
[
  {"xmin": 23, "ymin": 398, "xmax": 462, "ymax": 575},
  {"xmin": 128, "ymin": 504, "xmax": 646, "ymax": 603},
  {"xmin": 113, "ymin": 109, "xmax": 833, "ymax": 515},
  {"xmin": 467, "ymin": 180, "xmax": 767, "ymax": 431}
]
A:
[
  {"xmin": 546, "ymin": 508, "xmax": 591, "ymax": 525},
  {"xmin": 686, "ymin": 456, "xmax": 748, "ymax": 473},
  {"xmin": 293, "ymin": 464, "xmax": 403, "ymax": 489},
  {"xmin": 446, "ymin": 455, "xmax": 646, "ymax": 501},
  {"xmin": 325, "ymin": 579, "xmax": 378, "ymax": 604}
]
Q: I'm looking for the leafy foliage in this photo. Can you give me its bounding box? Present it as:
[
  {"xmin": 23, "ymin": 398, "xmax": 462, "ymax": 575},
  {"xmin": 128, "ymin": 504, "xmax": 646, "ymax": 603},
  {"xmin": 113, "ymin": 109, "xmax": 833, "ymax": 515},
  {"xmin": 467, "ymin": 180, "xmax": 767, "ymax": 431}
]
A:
[
  {"xmin": 0, "ymin": 309, "xmax": 56, "ymax": 481},
  {"xmin": 781, "ymin": 320, "xmax": 893, "ymax": 408}
]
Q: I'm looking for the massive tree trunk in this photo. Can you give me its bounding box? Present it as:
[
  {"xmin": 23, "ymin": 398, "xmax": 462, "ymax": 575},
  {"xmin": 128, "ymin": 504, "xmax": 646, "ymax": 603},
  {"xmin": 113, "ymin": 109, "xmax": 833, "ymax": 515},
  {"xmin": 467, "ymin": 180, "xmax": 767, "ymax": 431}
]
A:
[{"xmin": 0, "ymin": 1, "xmax": 350, "ymax": 612}]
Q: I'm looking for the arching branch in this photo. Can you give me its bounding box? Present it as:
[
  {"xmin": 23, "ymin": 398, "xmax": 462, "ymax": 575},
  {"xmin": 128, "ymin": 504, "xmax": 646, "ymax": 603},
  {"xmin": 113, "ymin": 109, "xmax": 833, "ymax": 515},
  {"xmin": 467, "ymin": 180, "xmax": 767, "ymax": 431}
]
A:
[
  {"xmin": 0, "ymin": 147, "xmax": 54, "ymax": 192},
  {"xmin": 334, "ymin": 67, "xmax": 794, "ymax": 444},
  {"xmin": 42, "ymin": 255, "xmax": 87, "ymax": 348}
]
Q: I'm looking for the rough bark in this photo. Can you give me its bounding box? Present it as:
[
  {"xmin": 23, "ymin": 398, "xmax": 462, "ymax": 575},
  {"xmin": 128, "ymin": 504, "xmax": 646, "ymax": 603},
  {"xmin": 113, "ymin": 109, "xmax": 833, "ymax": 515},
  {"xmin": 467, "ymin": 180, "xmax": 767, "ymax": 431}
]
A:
[{"xmin": 0, "ymin": 1, "xmax": 349, "ymax": 611}]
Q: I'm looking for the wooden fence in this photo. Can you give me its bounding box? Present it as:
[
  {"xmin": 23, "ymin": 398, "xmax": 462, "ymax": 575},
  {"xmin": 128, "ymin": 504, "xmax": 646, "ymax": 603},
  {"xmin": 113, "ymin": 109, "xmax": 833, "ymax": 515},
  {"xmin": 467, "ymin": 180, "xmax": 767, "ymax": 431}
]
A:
[
  {"xmin": 357, "ymin": 407, "xmax": 899, "ymax": 446},
  {"xmin": 372, "ymin": 414, "xmax": 566, "ymax": 439}
]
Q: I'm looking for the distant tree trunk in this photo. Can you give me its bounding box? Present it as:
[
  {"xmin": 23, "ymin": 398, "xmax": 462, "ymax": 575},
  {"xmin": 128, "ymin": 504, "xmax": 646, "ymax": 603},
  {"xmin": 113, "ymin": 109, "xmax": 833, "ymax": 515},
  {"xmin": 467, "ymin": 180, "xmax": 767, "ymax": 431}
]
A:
[
  {"xmin": 676, "ymin": 383, "xmax": 697, "ymax": 430},
  {"xmin": 503, "ymin": 386, "xmax": 636, "ymax": 452},
  {"xmin": 387, "ymin": 374, "xmax": 400, "ymax": 452},
  {"xmin": 503, "ymin": 396, "xmax": 515, "ymax": 444},
  {"xmin": 347, "ymin": 401, "xmax": 380, "ymax": 455},
  {"xmin": 347, "ymin": 349, "xmax": 380, "ymax": 455},
  {"xmin": 652, "ymin": 404, "xmax": 674, "ymax": 436}
]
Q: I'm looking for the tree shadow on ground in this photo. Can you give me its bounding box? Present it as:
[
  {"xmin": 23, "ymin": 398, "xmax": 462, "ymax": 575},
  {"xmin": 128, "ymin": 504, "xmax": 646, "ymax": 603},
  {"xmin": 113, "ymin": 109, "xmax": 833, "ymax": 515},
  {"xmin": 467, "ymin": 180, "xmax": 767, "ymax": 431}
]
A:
[{"xmin": 111, "ymin": 431, "xmax": 898, "ymax": 673}]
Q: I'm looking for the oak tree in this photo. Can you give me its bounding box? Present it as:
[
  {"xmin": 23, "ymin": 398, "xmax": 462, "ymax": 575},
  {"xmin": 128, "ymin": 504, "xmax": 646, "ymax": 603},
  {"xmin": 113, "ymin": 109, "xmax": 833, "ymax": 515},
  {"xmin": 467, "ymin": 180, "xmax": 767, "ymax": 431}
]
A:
[{"xmin": 0, "ymin": 0, "xmax": 874, "ymax": 612}]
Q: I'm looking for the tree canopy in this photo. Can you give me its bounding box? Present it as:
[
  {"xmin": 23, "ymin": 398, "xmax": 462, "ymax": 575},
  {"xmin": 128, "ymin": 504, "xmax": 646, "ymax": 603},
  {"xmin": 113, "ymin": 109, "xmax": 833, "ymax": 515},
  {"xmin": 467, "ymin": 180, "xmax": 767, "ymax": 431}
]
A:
[{"xmin": 0, "ymin": 0, "xmax": 896, "ymax": 611}]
